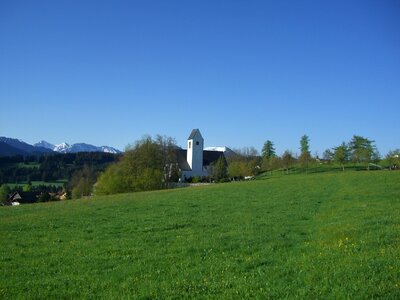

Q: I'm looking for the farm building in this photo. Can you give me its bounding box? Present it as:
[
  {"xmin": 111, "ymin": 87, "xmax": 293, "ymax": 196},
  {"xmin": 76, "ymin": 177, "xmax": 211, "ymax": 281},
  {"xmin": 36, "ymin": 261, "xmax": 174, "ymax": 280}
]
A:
[{"xmin": 8, "ymin": 192, "xmax": 22, "ymax": 206}]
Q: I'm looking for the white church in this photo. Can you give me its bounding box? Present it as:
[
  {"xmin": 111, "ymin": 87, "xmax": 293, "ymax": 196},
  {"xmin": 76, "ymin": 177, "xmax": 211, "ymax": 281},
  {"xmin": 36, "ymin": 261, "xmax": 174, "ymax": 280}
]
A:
[{"xmin": 176, "ymin": 129, "xmax": 226, "ymax": 180}]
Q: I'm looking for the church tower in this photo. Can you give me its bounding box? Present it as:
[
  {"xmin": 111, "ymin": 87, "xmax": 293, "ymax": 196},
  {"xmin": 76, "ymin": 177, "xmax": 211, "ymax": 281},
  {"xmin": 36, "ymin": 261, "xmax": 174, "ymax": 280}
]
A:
[{"xmin": 187, "ymin": 129, "xmax": 204, "ymax": 174}]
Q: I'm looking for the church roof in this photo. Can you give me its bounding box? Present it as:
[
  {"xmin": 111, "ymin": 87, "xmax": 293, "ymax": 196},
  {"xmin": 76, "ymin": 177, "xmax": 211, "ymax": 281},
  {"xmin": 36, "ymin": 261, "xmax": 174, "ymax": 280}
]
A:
[
  {"xmin": 175, "ymin": 149, "xmax": 191, "ymax": 171},
  {"xmin": 175, "ymin": 149, "xmax": 225, "ymax": 171},
  {"xmin": 188, "ymin": 129, "xmax": 202, "ymax": 140},
  {"xmin": 203, "ymin": 150, "xmax": 225, "ymax": 166}
]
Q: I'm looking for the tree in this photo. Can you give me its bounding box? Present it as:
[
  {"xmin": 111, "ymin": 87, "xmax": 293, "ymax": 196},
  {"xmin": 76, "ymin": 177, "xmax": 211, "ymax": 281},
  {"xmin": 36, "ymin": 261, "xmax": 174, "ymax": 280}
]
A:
[
  {"xmin": 164, "ymin": 163, "xmax": 181, "ymax": 184},
  {"xmin": 155, "ymin": 135, "xmax": 180, "ymax": 186},
  {"xmin": 386, "ymin": 149, "xmax": 400, "ymax": 169},
  {"xmin": 261, "ymin": 140, "xmax": 276, "ymax": 172},
  {"xmin": 333, "ymin": 142, "xmax": 349, "ymax": 171},
  {"xmin": 0, "ymin": 184, "xmax": 11, "ymax": 205},
  {"xmin": 95, "ymin": 136, "xmax": 177, "ymax": 196},
  {"xmin": 94, "ymin": 163, "xmax": 129, "ymax": 195},
  {"xmin": 299, "ymin": 135, "xmax": 311, "ymax": 169},
  {"xmin": 38, "ymin": 192, "xmax": 51, "ymax": 202},
  {"xmin": 348, "ymin": 135, "xmax": 380, "ymax": 169},
  {"xmin": 282, "ymin": 150, "xmax": 294, "ymax": 174},
  {"xmin": 69, "ymin": 165, "xmax": 97, "ymax": 199},
  {"xmin": 23, "ymin": 183, "xmax": 32, "ymax": 192},
  {"xmin": 233, "ymin": 147, "xmax": 259, "ymax": 158},
  {"xmin": 262, "ymin": 140, "xmax": 276, "ymax": 159},
  {"xmin": 212, "ymin": 156, "xmax": 228, "ymax": 182},
  {"xmin": 300, "ymin": 135, "xmax": 311, "ymax": 156},
  {"xmin": 322, "ymin": 149, "xmax": 334, "ymax": 162},
  {"xmin": 261, "ymin": 156, "xmax": 282, "ymax": 171},
  {"xmin": 227, "ymin": 160, "xmax": 244, "ymax": 179}
]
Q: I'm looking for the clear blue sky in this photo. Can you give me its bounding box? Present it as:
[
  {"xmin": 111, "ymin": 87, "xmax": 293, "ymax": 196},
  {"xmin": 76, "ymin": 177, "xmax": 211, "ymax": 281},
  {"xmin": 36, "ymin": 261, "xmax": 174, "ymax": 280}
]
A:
[{"xmin": 1, "ymin": 0, "xmax": 399, "ymax": 155}]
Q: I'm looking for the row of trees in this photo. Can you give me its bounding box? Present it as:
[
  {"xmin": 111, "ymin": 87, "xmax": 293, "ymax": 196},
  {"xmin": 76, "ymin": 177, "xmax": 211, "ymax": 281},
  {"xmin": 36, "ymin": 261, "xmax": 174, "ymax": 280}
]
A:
[
  {"xmin": 322, "ymin": 136, "xmax": 380, "ymax": 170},
  {"xmin": 260, "ymin": 135, "xmax": 395, "ymax": 173}
]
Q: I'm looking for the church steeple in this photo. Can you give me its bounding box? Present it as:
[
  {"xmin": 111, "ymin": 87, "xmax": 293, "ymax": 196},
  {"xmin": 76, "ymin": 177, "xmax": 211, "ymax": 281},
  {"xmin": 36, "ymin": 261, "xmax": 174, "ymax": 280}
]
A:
[{"xmin": 187, "ymin": 129, "xmax": 204, "ymax": 172}]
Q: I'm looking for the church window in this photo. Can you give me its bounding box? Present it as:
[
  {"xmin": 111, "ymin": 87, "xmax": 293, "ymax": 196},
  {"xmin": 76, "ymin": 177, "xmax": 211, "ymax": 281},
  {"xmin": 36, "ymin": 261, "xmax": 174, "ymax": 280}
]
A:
[
  {"xmin": 189, "ymin": 142, "xmax": 191, "ymax": 148},
  {"xmin": 196, "ymin": 141, "xmax": 199, "ymax": 145}
]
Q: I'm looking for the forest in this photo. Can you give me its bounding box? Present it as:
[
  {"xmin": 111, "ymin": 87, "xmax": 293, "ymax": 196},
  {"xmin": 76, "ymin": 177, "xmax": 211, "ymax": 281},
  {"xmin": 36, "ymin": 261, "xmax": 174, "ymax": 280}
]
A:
[{"xmin": 0, "ymin": 152, "xmax": 120, "ymax": 203}]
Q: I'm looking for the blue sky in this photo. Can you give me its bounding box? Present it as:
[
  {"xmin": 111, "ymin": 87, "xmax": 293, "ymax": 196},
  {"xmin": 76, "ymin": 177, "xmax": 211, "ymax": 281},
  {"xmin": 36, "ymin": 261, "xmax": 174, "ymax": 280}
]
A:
[{"xmin": 1, "ymin": 0, "xmax": 399, "ymax": 155}]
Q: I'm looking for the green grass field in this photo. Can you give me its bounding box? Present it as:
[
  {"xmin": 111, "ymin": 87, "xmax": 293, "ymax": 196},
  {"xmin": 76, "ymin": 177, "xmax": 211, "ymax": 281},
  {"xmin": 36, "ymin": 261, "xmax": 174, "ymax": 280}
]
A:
[
  {"xmin": 6, "ymin": 180, "xmax": 67, "ymax": 190},
  {"xmin": 1, "ymin": 171, "xmax": 399, "ymax": 298}
]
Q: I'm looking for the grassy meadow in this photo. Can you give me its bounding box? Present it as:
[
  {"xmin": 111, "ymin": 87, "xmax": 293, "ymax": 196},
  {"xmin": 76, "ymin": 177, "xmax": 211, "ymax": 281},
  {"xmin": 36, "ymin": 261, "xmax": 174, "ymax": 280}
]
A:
[{"xmin": 1, "ymin": 171, "xmax": 399, "ymax": 298}]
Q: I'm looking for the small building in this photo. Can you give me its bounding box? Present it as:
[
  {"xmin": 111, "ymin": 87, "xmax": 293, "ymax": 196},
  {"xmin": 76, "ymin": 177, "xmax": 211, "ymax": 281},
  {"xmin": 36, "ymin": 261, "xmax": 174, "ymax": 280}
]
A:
[
  {"xmin": 6, "ymin": 191, "xmax": 40, "ymax": 205},
  {"xmin": 176, "ymin": 129, "xmax": 225, "ymax": 180},
  {"xmin": 8, "ymin": 192, "xmax": 22, "ymax": 206},
  {"xmin": 58, "ymin": 192, "xmax": 68, "ymax": 200}
]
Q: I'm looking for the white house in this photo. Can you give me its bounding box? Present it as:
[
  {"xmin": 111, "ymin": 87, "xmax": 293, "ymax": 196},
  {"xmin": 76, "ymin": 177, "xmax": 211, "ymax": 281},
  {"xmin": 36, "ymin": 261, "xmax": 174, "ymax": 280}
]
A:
[{"xmin": 177, "ymin": 129, "xmax": 225, "ymax": 180}]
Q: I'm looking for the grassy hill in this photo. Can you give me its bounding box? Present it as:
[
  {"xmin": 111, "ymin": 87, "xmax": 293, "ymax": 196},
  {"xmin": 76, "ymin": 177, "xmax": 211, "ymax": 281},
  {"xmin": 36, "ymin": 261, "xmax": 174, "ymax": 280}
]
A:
[{"xmin": 1, "ymin": 171, "xmax": 399, "ymax": 298}]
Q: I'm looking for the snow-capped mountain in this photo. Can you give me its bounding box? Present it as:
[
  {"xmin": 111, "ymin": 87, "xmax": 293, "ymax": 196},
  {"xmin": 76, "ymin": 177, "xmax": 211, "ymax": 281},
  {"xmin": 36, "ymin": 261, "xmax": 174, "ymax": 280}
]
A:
[
  {"xmin": 53, "ymin": 142, "xmax": 71, "ymax": 153},
  {"xmin": 101, "ymin": 146, "xmax": 121, "ymax": 153},
  {"xmin": 34, "ymin": 140, "xmax": 121, "ymax": 154}
]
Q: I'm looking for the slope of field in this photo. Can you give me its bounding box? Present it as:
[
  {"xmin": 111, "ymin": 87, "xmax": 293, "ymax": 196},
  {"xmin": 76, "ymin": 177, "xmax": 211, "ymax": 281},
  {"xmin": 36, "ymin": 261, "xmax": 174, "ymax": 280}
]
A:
[{"xmin": 1, "ymin": 172, "xmax": 399, "ymax": 298}]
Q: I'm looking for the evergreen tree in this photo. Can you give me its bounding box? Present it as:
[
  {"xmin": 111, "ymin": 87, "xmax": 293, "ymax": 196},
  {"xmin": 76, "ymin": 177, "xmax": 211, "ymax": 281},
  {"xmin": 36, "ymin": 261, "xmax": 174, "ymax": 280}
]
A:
[
  {"xmin": 299, "ymin": 135, "xmax": 311, "ymax": 169},
  {"xmin": 300, "ymin": 135, "xmax": 311, "ymax": 156},
  {"xmin": 262, "ymin": 140, "xmax": 276, "ymax": 159}
]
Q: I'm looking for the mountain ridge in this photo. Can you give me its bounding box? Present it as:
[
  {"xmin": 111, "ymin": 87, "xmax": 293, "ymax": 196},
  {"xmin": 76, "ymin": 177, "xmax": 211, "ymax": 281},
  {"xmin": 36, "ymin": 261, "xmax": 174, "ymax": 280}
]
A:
[
  {"xmin": 35, "ymin": 140, "xmax": 121, "ymax": 154},
  {"xmin": 0, "ymin": 137, "xmax": 53, "ymax": 156},
  {"xmin": 0, "ymin": 137, "xmax": 121, "ymax": 156}
]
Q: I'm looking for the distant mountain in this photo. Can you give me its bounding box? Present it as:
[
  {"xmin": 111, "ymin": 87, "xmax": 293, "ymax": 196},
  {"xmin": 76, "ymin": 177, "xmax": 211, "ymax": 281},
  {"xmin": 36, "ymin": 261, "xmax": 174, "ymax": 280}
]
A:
[
  {"xmin": 53, "ymin": 142, "xmax": 71, "ymax": 153},
  {"xmin": 34, "ymin": 140, "xmax": 121, "ymax": 154},
  {"xmin": 0, "ymin": 137, "xmax": 121, "ymax": 157},
  {"xmin": 0, "ymin": 137, "xmax": 53, "ymax": 156},
  {"xmin": 100, "ymin": 146, "xmax": 122, "ymax": 154},
  {"xmin": 68, "ymin": 143, "xmax": 107, "ymax": 153},
  {"xmin": 34, "ymin": 140, "xmax": 55, "ymax": 150},
  {"xmin": 0, "ymin": 141, "xmax": 28, "ymax": 156}
]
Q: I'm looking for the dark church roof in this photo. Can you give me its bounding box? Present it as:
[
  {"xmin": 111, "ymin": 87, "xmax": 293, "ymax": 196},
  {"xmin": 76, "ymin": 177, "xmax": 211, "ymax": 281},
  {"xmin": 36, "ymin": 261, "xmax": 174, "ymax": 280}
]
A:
[
  {"xmin": 188, "ymin": 129, "xmax": 202, "ymax": 140},
  {"xmin": 176, "ymin": 149, "xmax": 191, "ymax": 171},
  {"xmin": 175, "ymin": 149, "xmax": 224, "ymax": 171}
]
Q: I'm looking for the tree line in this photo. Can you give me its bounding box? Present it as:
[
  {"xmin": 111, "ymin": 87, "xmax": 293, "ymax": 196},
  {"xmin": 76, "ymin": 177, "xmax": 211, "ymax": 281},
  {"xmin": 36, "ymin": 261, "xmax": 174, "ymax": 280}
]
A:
[
  {"xmin": 0, "ymin": 152, "xmax": 119, "ymax": 184},
  {"xmin": 260, "ymin": 134, "xmax": 399, "ymax": 173}
]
